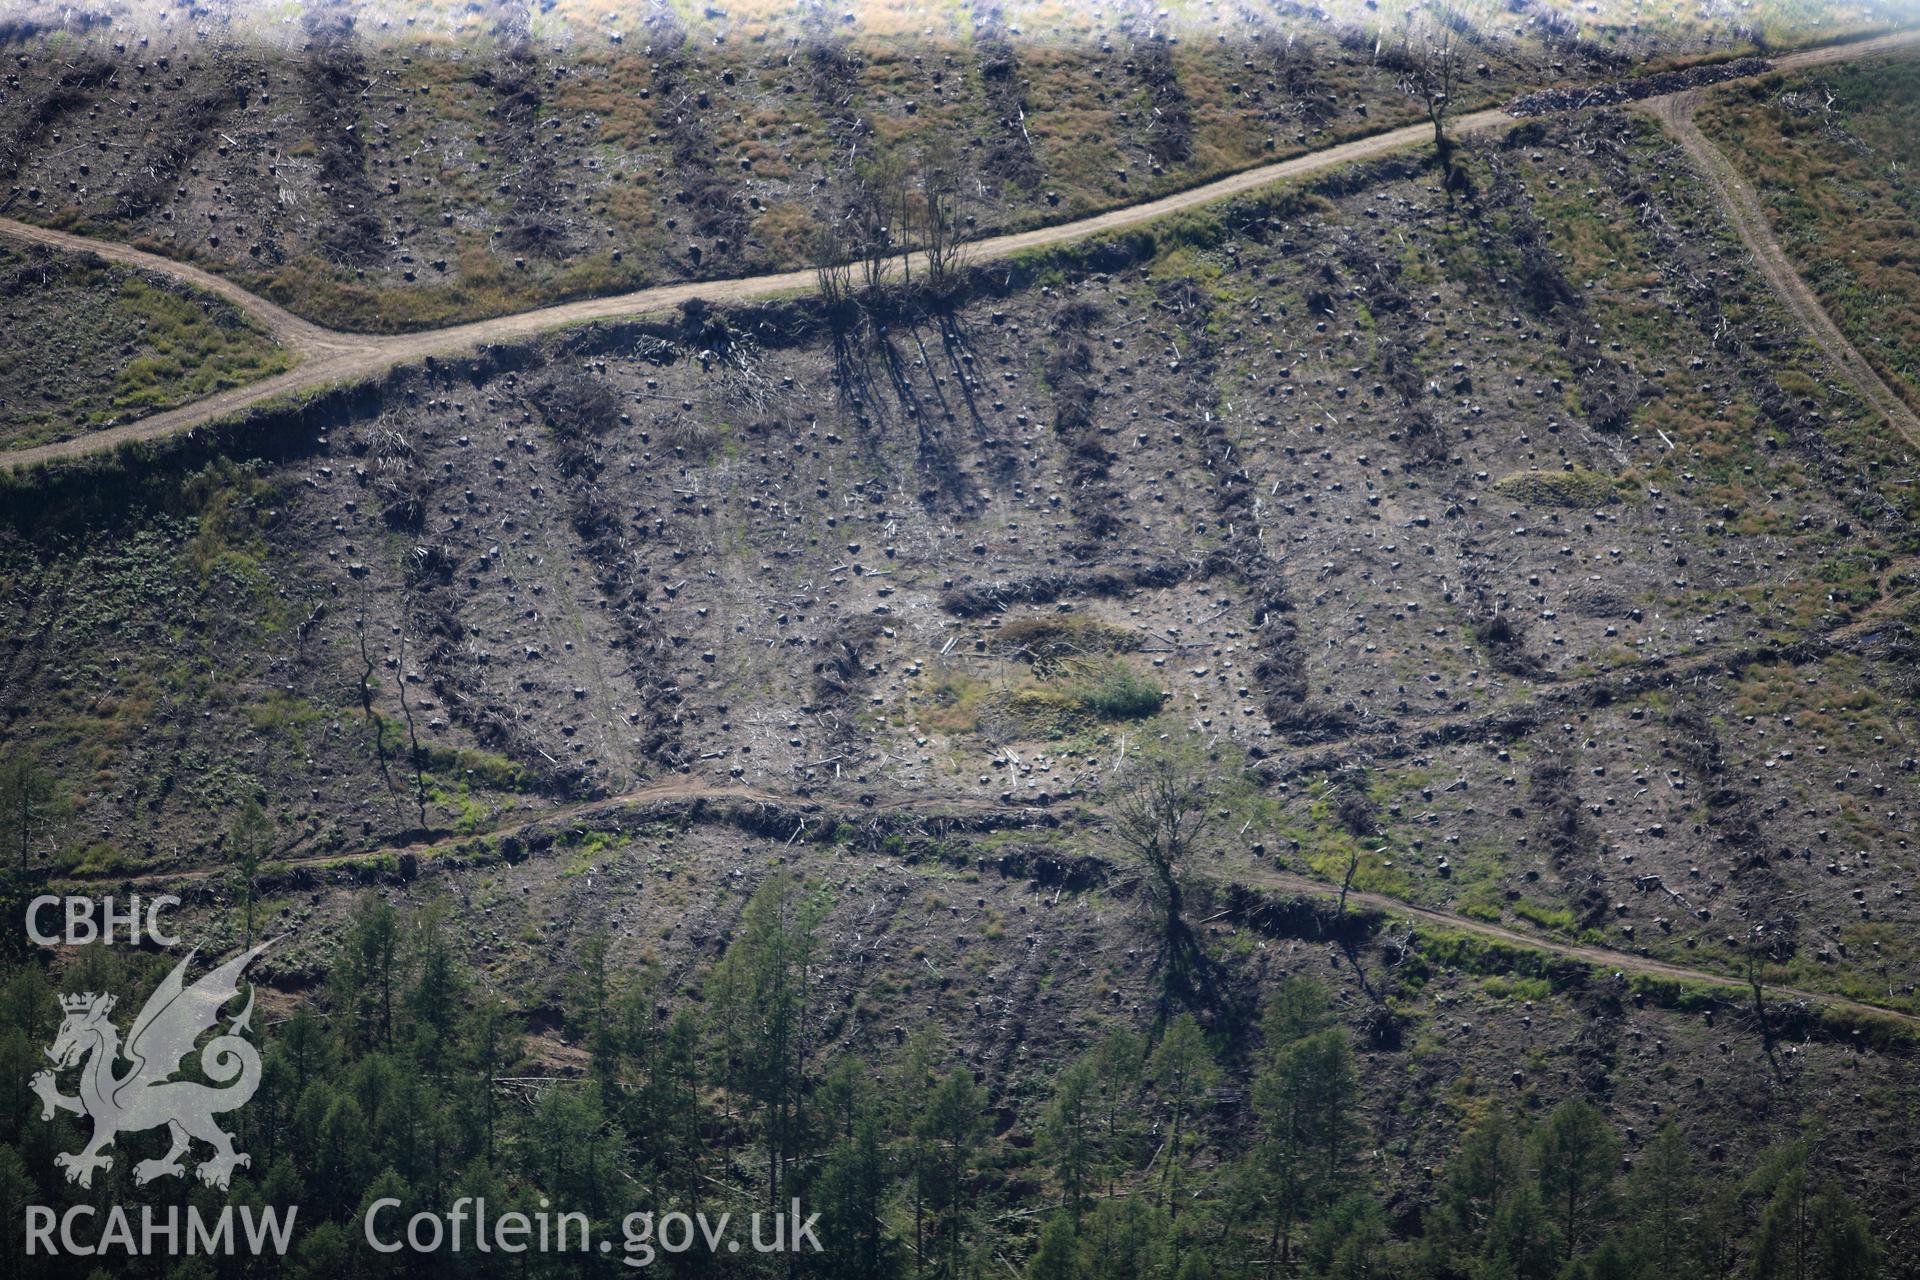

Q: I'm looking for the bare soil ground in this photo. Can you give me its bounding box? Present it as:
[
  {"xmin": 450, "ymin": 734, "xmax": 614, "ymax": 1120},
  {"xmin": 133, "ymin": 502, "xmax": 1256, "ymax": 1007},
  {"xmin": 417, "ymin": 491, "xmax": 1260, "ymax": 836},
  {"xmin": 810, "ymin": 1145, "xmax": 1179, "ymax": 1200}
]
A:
[
  {"xmin": 4, "ymin": 29, "xmax": 1915, "ymax": 472},
  {"xmin": 0, "ymin": 2, "xmax": 1903, "ymax": 333},
  {"xmin": 7, "ymin": 87, "xmax": 1917, "ymax": 1019}
]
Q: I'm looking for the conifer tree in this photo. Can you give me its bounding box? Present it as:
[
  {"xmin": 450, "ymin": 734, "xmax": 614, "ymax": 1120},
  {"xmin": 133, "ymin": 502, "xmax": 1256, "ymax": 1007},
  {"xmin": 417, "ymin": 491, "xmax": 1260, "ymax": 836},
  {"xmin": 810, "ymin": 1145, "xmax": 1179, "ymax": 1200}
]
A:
[
  {"xmin": 914, "ymin": 1069, "xmax": 989, "ymax": 1279},
  {"xmin": 1150, "ymin": 1014, "xmax": 1219, "ymax": 1224},
  {"xmin": 1530, "ymin": 1098, "xmax": 1619, "ymax": 1263},
  {"xmin": 709, "ymin": 871, "xmax": 829, "ymax": 1204}
]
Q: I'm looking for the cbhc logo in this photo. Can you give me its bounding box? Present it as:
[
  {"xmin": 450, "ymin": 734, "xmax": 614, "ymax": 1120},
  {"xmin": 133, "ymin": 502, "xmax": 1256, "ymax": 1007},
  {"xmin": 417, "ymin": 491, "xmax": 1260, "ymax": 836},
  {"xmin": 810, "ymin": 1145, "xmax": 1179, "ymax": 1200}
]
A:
[{"xmin": 26, "ymin": 895, "xmax": 181, "ymax": 947}]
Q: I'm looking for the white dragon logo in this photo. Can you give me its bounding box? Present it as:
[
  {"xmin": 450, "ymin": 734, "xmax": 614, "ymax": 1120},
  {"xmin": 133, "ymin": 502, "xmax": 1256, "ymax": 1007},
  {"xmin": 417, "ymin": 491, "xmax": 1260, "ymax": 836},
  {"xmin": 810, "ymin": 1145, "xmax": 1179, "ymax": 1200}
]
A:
[{"xmin": 31, "ymin": 941, "xmax": 272, "ymax": 1190}]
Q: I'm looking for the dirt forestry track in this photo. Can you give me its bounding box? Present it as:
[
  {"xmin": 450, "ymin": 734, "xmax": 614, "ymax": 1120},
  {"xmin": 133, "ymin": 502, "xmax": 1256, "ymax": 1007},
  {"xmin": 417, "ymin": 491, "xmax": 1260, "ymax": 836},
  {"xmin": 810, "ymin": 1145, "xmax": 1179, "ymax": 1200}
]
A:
[
  {"xmin": 76, "ymin": 553, "xmax": 1919, "ymax": 889},
  {"xmin": 1, "ymin": 28, "xmax": 1916, "ymax": 471},
  {"xmin": 81, "ymin": 776, "xmax": 1060, "ymax": 888},
  {"xmin": 8, "ymin": 29, "xmax": 1920, "ymax": 1033},
  {"xmin": 1231, "ymin": 864, "xmax": 1920, "ymax": 1033},
  {"xmin": 77, "ymin": 770, "xmax": 1920, "ymax": 1033},
  {"xmin": 1648, "ymin": 83, "xmax": 1920, "ymax": 454}
]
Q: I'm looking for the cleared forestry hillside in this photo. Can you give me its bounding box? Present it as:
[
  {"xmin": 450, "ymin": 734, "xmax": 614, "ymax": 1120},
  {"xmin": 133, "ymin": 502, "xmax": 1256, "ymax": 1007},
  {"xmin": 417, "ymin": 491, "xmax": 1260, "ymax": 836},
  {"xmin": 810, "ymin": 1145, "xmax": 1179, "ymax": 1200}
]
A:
[{"xmin": 2, "ymin": 9, "xmax": 1918, "ymax": 1280}]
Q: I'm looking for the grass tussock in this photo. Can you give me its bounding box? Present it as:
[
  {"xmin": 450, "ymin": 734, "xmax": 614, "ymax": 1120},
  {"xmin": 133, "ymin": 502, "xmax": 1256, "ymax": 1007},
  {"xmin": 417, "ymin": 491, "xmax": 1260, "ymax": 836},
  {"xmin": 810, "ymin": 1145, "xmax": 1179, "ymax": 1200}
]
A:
[
  {"xmin": 921, "ymin": 657, "xmax": 1165, "ymax": 739},
  {"xmin": 993, "ymin": 614, "xmax": 1143, "ymax": 673}
]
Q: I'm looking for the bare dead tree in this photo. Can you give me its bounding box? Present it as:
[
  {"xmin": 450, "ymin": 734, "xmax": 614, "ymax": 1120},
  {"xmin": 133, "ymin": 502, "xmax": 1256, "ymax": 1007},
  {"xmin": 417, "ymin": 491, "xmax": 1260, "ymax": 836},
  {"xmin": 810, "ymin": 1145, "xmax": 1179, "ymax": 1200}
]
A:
[
  {"xmin": 393, "ymin": 608, "xmax": 429, "ymax": 831},
  {"xmin": 1109, "ymin": 753, "xmax": 1216, "ymax": 1015},
  {"xmin": 1745, "ymin": 923, "xmax": 1793, "ymax": 1085},
  {"xmin": 354, "ymin": 594, "xmax": 402, "ymax": 817},
  {"xmin": 889, "ymin": 158, "xmax": 916, "ymax": 290},
  {"xmin": 915, "ymin": 141, "xmax": 970, "ymax": 298},
  {"xmin": 1398, "ymin": 4, "xmax": 1468, "ymax": 159},
  {"xmin": 851, "ymin": 159, "xmax": 904, "ymax": 296},
  {"xmin": 812, "ymin": 219, "xmax": 857, "ymax": 318}
]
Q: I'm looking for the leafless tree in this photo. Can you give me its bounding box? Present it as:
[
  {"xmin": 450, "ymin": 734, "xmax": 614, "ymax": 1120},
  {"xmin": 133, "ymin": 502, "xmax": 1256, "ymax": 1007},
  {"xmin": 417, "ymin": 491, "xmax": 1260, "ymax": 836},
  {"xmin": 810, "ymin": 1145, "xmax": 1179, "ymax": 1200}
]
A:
[
  {"xmin": 1744, "ymin": 922, "xmax": 1793, "ymax": 1085},
  {"xmin": 1109, "ymin": 752, "xmax": 1215, "ymax": 1012},
  {"xmin": 1339, "ymin": 844, "xmax": 1361, "ymax": 917},
  {"xmin": 915, "ymin": 141, "xmax": 970, "ymax": 297},
  {"xmin": 354, "ymin": 596, "xmax": 400, "ymax": 813},
  {"xmin": 818, "ymin": 144, "xmax": 974, "ymax": 313},
  {"xmin": 852, "ymin": 160, "xmax": 904, "ymax": 295},
  {"xmin": 394, "ymin": 609, "xmax": 429, "ymax": 831},
  {"xmin": 812, "ymin": 219, "xmax": 857, "ymax": 316},
  {"xmin": 1398, "ymin": 4, "xmax": 1469, "ymax": 157}
]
